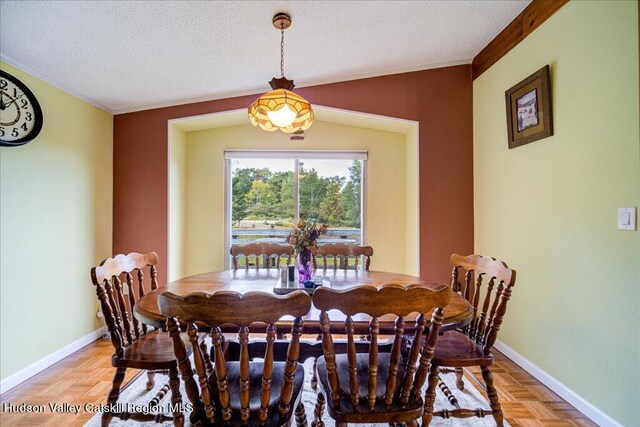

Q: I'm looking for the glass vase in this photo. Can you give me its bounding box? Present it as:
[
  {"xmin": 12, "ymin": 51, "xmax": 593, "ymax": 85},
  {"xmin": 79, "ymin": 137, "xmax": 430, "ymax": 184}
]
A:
[{"xmin": 297, "ymin": 248, "xmax": 314, "ymax": 283}]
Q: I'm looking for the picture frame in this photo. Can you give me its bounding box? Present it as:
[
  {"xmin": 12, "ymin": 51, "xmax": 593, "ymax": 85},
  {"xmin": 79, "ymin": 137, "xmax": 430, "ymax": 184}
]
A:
[{"xmin": 505, "ymin": 65, "xmax": 553, "ymax": 149}]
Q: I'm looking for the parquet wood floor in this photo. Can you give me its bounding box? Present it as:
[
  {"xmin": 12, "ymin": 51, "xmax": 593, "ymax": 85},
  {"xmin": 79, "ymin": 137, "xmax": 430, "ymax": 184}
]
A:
[{"xmin": 0, "ymin": 337, "xmax": 597, "ymax": 426}]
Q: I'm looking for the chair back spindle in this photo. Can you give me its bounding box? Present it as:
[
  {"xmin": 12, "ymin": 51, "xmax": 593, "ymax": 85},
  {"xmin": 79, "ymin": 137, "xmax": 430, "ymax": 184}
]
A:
[
  {"xmin": 399, "ymin": 313, "xmax": 427, "ymax": 405},
  {"xmin": 150, "ymin": 264, "xmax": 159, "ymax": 290},
  {"xmin": 319, "ymin": 310, "xmax": 340, "ymax": 404},
  {"xmin": 345, "ymin": 315, "xmax": 359, "ymax": 407},
  {"xmin": 260, "ymin": 324, "xmax": 277, "ymax": 422},
  {"xmin": 383, "ymin": 316, "xmax": 404, "ymax": 406},
  {"xmin": 125, "ymin": 273, "xmax": 142, "ymax": 340},
  {"xmin": 136, "ymin": 269, "xmax": 148, "ymax": 334},
  {"xmin": 367, "ymin": 316, "xmax": 379, "ymax": 410},
  {"xmin": 113, "ymin": 275, "xmax": 134, "ymax": 345},
  {"xmin": 188, "ymin": 324, "xmax": 216, "ymax": 422}
]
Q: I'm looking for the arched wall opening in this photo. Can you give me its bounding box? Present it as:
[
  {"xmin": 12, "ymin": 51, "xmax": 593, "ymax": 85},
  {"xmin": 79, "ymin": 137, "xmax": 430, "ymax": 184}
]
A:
[{"xmin": 168, "ymin": 105, "xmax": 419, "ymax": 280}]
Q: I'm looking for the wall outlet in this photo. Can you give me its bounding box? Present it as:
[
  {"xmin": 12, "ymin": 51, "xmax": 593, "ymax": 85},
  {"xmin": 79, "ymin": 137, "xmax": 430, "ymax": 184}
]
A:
[{"xmin": 617, "ymin": 207, "xmax": 636, "ymax": 231}]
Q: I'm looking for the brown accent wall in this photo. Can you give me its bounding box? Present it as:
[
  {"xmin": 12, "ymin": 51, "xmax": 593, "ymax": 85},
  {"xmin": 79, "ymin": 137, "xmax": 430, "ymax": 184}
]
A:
[{"xmin": 113, "ymin": 65, "xmax": 473, "ymax": 286}]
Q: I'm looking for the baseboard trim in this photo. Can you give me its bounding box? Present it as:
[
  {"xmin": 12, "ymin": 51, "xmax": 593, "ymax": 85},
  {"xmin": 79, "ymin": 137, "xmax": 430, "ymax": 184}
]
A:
[
  {"xmin": 494, "ymin": 340, "xmax": 622, "ymax": 427},
  {"xmin": 0, "ymin": 327, "xmax": 106, "ymax": 394},
  {"xmin": 0, "ymin": 330, "xmax": 623, "ymax": 426}
]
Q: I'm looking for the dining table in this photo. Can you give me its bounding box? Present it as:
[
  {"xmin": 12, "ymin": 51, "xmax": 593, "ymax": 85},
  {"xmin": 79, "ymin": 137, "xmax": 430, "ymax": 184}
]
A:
[{"xmin": 134, "ymin": 268, "xmax": 473, "ymax": 336}]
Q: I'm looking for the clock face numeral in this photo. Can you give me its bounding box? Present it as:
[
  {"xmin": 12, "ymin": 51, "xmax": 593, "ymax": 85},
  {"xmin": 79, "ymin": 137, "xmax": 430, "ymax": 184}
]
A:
[
  {"xmin": 0, "ymin": 80, "xmax": 35, "ymax": 136},
  {"xmin": 0, "ymin": 71, "xmax": 43, "ymax": 146}
]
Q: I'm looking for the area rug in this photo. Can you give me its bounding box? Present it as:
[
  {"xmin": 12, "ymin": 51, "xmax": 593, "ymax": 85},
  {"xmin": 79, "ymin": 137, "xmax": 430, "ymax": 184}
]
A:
[{"xmin": 85, "ymin": 359, "xmax": 506, "ymax": 426}]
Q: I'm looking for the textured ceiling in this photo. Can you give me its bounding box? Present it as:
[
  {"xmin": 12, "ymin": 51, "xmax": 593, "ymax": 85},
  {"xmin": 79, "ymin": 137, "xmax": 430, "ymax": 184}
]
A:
[{"xmin": 0, "ymin": 1, "xmax": 529, "ymax": 113}]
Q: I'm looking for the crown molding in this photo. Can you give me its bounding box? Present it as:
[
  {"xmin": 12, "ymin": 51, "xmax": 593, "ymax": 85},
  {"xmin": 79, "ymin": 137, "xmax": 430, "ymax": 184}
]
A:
[{"xmin": 0, "ymin": 54, "xmax": 113, "ymax": 113}]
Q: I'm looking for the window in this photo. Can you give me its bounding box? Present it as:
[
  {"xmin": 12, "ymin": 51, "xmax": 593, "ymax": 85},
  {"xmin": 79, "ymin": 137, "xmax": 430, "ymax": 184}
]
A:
[
  {"xmin": 225, "ymin": 150, "xmax": 366, "ymax": 265},
  {"xmin": 298, "ymin": 158, "xmax": 361, "ymax": 237}
]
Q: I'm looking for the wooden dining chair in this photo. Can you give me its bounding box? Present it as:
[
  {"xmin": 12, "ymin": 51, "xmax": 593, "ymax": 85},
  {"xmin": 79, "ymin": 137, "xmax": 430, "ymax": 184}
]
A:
[
  {"xmin": 425, "ymin": 254, "xmax": 516, "ymax": 426},
  {"xmin": 231, "ymin": 242, "xmax": 295, "ymax": 270},
  {"xmin": 311, "ymin": 284, "xmax": 451, "ymax": 426},
  {"xmin": 312, "ymin": 243, "xmax": 373, "ymax": 271},
  {"xmin": 158, "ymin": 290, "xmax": 312, "ymax": 427},
  {"xmin": 91, "ymin": 252, "xmax": 193, "ymax": 426}
]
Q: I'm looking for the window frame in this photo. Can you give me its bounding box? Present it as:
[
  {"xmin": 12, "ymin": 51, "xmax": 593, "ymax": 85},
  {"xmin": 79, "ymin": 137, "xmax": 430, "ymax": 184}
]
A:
[{"xmin": 224, "ymin": 150, "xmax": 368, "ymax": 270}]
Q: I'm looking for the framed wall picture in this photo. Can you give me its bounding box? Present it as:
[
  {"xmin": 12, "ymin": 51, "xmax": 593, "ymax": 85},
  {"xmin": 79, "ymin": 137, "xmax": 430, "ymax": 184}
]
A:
[{"xmin": 505, "ymin": 65, "xmax": 553, "ymax": 149}]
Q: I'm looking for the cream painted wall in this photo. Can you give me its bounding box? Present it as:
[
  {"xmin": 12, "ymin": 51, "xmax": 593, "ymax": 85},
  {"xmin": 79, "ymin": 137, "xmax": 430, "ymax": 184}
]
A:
[
  {"xmin": 0, "ymin": 62, "xmax": 113, "ymax": 380},
  {"xmin": 473, "ymin": 2, "xmax": 639, "ymax": 425},
  {"xmin": 170, "ymin": 120, "xmax": 413, "ymax": 277},
  {"xmin": 168, "ymin": 126, "xmax": 187, "ymax": 282}
]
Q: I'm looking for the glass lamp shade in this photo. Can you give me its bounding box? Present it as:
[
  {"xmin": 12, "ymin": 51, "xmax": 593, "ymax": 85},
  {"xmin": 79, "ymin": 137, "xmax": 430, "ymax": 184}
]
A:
[
  {"xmin": 267, "ymin": 104, "xmax": 297, "ymax": 127},
  {"xmin": 248, "ymin": 89, "xmax": 314, "ymax": 134}
]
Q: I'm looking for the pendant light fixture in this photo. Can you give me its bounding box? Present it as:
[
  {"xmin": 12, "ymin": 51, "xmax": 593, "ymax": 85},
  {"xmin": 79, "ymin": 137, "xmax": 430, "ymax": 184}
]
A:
[{"xmin": 248, "ymin": 13, "xmax": 314, "ymax": 134}]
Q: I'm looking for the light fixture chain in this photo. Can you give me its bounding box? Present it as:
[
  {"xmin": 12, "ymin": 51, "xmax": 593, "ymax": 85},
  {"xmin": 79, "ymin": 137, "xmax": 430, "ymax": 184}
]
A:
[{"xmin": 280, "ymin": 25, "xmax": 285, "ymax": 78}]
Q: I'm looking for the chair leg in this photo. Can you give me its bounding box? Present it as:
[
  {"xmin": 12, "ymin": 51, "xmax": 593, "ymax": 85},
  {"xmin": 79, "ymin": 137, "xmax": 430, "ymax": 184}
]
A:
[
  {"xmin": 406, "ymin": 421, "xmax": 419, "ymax": 427},
  {"xmin": 101, "ymin": 367, "xmax": 126, "ymax": 427},
  {"xmin": 421, "ymin": 364, "xmax": 439, "ymax": 427},
  {"xmin": 311, "ymin": 392, "xmax": 325, "ymax": 427},
  {"xmin": 437, "ymin": 376, "xmax": 460, "ymax": 409},
  {"xmin": 168, "ymin": 366, "xmax": 185, "ymax": 427},
  {"xmin": 146, "ymin": 370, "xmax": 156, "ymax": 390},
  {"xmin": 481, "ymin": 365, "xmax": 504, "ymax": 427},
  {"xmin": 454, "ymin": 368, "xmax": 464, "ymax": 390},
  {"xmin": 311, "ymin": 358, "xmax": 318, "ymax": 389},
  {"xmin": 295, "ymin": 401, "xmax": 308, "ymax": 427},
  {"xmin": 149, "ymin": 383, "xmax": 171, "ymax": 407}
]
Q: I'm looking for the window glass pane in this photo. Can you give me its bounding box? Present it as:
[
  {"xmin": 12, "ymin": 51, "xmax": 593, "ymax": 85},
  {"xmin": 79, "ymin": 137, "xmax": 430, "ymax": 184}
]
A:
[
  {"xmin": 298, "ymin": 159, "xmax": 362, "ymax": 245},
  {"xmin": 231, "ymin": 159, "xmax": 295, "ymax": 249}
]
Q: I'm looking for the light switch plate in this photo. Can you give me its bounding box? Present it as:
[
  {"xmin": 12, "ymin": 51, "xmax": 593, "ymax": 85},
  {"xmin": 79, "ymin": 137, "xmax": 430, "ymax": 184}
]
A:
[{"xmin": 617, "ymin": 207, "xmax": 636, "ymax": 230}]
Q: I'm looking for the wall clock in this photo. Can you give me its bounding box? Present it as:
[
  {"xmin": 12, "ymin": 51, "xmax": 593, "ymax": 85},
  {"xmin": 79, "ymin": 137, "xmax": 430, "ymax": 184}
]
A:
[{"xmin": 0, "ymin": 70, "xmax": 43, "ymax": 147}]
